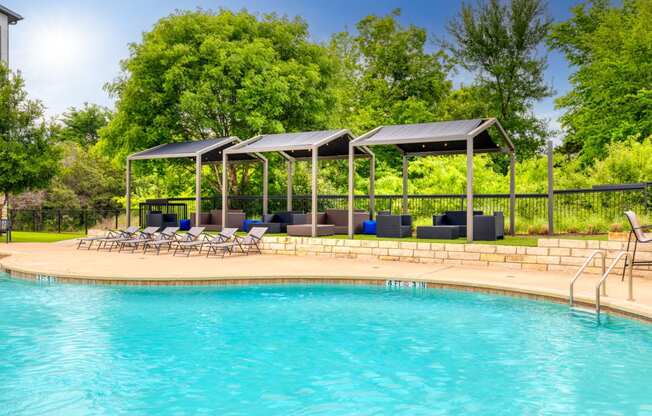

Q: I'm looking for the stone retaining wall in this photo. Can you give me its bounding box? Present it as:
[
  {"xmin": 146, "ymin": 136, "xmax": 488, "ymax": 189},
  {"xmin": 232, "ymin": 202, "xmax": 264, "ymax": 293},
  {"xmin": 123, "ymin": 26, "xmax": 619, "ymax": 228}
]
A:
[{"xmin": 260, "ymin": 236, "xmax": 652, "ymax": 278}]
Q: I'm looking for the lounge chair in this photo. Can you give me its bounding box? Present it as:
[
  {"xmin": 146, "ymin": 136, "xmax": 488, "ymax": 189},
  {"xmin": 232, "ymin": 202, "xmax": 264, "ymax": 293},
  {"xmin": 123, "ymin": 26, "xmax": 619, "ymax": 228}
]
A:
[
  {"xmin": 99, "ymin": 226, "xmax": 159, "ymax": 251},
  {"xmin": 77, "ymin": 226, "xmax": 139, "ymax": 250},
  {"xmin": 166, "ymin": 227, "xmax": 209, "ymax": 256},
  {"xmin": 199, "ymin": 228, "xmax": 239, "ymax": 258},
  {"xmin": 622, "ymin": 211, "xmax": 652, "ymax": 280},
  {"xmin": 118, "ymin": 227, "xmax": 175, "ymax": 253},
  {"xmin": 234, "ymin": 227, "xmax": 268, "ymax": 255},
  {"xmin": 141, "ymin": 227, "xmax": 181, "ymax": 254}
]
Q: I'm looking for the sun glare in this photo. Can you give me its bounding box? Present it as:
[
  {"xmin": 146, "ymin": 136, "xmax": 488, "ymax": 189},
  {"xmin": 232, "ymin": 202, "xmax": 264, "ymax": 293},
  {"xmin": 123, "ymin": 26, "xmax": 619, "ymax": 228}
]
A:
[{"xmin": 34, "ymin": 25, "xmax": 86, "ymax": 70}]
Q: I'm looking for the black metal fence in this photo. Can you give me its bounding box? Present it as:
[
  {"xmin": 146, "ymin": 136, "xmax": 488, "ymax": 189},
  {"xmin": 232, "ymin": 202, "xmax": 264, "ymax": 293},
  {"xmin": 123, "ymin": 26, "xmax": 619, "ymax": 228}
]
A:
[
  {"xmin": 8, "ymin": 209, "xmax": 122, "ymax": 234},
  {"xmin": 6, "ymin": 183, "xmax": 651, "ymax": 234}
]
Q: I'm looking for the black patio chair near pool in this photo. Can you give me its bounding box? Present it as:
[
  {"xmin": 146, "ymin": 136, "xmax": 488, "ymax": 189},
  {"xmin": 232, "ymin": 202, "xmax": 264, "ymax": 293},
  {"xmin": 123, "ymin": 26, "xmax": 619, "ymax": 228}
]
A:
[
  {"xmin": 0, "ymin": 219, "xmax": 11, "ymax": 243},
  {"xmin": 622, "ymin": 211, "xmax": 652, "ymax": 280},
  {"xmin": 77, "ymin": 226, "xmax": 139, "ymax": 250}
]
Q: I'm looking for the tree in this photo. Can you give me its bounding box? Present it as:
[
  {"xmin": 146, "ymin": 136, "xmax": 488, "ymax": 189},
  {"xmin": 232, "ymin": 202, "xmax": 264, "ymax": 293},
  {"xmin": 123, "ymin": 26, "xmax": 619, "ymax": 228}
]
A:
[
  {"xmin": 549, "ymin": 0, "xmax": 652, "ymax": 162},
  {"xmin": 100, "ymin": 9, "xmax": 339, "ymax": 196},
  {"xmin": 331, "ymin": 9, "xmax": 452, "ymax": 133},
  {"xmin": 445, "ymin": 0, "xmax": 553, "ymax": 159},
  {"xmin": 56, "ymin": 103, "xmax": 112, "ymax": 146},
  {"xmin": 0, "ymin": 63, "xmax": 60, "ymax": 216}
]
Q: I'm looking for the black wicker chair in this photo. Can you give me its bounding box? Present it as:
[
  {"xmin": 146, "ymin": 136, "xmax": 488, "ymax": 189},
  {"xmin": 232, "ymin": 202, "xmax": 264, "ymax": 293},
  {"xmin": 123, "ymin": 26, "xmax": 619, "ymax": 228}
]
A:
[
  {"xmin": 376, "ymin": 214, "xmax": 412, "ymax": 238},
  {"xmin": 0, "ymin": 219, "xmax": 11, "ymax": 243}
]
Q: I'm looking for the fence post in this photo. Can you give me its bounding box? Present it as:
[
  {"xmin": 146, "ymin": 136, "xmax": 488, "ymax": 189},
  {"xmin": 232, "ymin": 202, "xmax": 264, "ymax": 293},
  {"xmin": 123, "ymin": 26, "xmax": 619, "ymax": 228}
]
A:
[
  {"xmin": 57, "ymin": 210, "xmax": 62, "ymax": 233},
  {"xmin": 547, "ymin": 140, "xmax": 554, "ymax": 235},
  {"xmin": 83, "ymin": 210, "xmax": 87, "ymax": 235},
  {"xmin": 115, "ymin": 211, "xmax": 119, "ymax": 229}
]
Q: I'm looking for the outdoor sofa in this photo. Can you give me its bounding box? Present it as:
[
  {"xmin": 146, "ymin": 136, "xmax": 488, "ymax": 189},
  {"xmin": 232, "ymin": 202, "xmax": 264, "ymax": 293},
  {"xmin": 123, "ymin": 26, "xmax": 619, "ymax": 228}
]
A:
[
  {"xmin": 286, "ymin": 209, "xmax": 369, "ymax": 236},
  {"xmin": 189, "ymin": 209, "xmax": 246, "ymax": 231},
  {"xmin": 416, "ymin": 210, "xmax": 504, "ymax": 241},
  {"xmin": 258, "ymin": 211, "xmax": 308, "ymax": 233}
]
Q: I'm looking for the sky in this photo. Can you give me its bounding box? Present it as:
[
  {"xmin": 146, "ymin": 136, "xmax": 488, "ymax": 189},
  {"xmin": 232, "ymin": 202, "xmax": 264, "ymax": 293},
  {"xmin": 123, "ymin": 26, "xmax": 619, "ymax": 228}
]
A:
[{"xmin": 4, "ymin": 0, "xmax": 575, "ymax": 139}]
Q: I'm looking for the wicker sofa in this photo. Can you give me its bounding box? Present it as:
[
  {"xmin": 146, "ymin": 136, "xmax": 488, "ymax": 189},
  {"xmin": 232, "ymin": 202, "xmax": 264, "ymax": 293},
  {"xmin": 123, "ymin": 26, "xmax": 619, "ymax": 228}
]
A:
[
  {"xmin": 300, "ymin": 209, "xmax": 369, "ymax": 235},
  {"xmin": 189, "ymin": 209, "xmax": 246, "ymax": 231}
]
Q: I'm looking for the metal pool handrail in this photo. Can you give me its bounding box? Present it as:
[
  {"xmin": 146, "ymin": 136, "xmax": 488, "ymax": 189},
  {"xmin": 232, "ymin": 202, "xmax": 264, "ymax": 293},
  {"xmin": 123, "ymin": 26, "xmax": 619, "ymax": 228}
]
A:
[
  {"xmin": 570, "ymin": 250, "xmax": 606, "ymax": 307},
  {"xmin": 596, "ymin": 251, "xmax": 634, "ymax": 316}
]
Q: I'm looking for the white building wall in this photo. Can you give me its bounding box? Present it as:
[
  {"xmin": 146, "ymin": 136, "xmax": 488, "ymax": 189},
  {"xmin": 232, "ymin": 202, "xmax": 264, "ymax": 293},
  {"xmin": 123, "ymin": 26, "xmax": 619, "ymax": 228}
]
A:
[{"xmin": 0, "ymin": 13, "xmax": 8, "ymax": 64}]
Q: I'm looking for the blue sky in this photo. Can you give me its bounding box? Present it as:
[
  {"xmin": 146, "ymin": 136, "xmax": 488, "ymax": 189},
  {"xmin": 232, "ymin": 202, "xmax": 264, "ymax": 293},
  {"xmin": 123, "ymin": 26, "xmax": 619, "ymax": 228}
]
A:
[{"xmin": 5, "ymin": 0, "xmax": 576, "ymax": 138}]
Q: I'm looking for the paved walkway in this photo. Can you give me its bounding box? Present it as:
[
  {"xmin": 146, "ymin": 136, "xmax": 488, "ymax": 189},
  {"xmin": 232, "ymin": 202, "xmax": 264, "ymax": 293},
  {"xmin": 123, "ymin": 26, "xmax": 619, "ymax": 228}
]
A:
[{"xmin": 2, "ymin": 241, "xmax": 652, "ymax": 321}]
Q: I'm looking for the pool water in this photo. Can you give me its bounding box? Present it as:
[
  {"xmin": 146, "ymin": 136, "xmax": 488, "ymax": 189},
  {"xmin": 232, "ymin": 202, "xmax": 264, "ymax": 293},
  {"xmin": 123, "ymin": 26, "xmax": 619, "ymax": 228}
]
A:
[{"xmin": 1, "ymin": 275, "xmax": 652, "ymax": 415}]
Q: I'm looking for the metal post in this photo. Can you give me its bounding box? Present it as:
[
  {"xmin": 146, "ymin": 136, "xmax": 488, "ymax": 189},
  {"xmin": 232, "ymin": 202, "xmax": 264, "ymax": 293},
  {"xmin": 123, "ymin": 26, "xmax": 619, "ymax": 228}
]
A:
[
  {"xmin": 195, "ymin": 156, "xmax": 202, "ymax": 226},
  {"xmin": 466, "ymin": 136, "xmax": 474, "ymax": 242},
  {"xmin": 222, "ymin": 153, "xmax": 228, "ymax": 229},
  {"xmin": 125, "ymin": 159, "xmax": 131, "ymax": 227},
  {"xmin": 509, "ymin": 151, "xmax": 516, "ymax": 236},
  {"xmin": 311, "ymin": 147, "xmax": 318, "ymax": 238},
  {"xmin": 263, "ymin": 158, "xmax": 269, "ymax": 217},
  {"xmin": 370, "ymin": 154, "xmax": 375, "ymax": 219},
  {"xmin": 547, "ymin": 140, "xmax": 554, "ymax": 235},
  {"xmin": 57, "ymin": 210, "xmax": 61, "ymax": 233},
  {"xmin": 348, "ymin": 143, "xmax": 355, "ymax": 238},
  {"xmin": 287, "ymin": 160, "xmax": 293, "ymax": 212},
  {"xmin": 402, "ymin": 154, "xmax": 408, "ymax": 214}
]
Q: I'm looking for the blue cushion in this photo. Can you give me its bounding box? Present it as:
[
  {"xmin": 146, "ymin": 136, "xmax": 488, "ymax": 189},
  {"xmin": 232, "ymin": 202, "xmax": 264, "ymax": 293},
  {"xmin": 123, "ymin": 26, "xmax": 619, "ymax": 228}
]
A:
[
  {"xmin": 179, "ymin": 219, "xmax": 191, "ymax": 231},
  {"xmin": 362, "ymin": 220, "xmax": 377, "ymax": 235},
  {"xmin": 243, "ymin": 219, "xmax": 262, "ymax": 232}
]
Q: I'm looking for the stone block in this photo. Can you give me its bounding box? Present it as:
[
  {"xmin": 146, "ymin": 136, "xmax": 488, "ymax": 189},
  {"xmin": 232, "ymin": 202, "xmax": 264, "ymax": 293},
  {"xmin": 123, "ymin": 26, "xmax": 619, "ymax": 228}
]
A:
[
  {"xmin": 538, "ymin": 238, "xmax": 559, "ymax": 248},
  {"xmin": 559, "ymin": 239, "xmax": 587, "ymax": 249}
]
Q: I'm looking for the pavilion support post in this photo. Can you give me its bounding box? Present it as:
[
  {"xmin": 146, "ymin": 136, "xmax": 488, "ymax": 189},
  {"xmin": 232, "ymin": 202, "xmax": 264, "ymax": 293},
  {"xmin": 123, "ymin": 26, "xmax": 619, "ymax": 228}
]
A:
[
  {"xmin": 369, "ymin": 154, "xmax": 375, "ymax": 219},
  {"xmin": 311, "ymin": 147, "xmax": 318, "ymax": 238},
  {"xmin": 547, "ymin": 140, "xmax": 554, "ymax": 235},
  {"xmin": 348, "ymin": 143, "xmax": 355, "ymax": 238},
  {"xmin": 221, "ymin": 153, "xmax": 228, "ymax": 229},
  {"xmin": 195, "ymin": 156, "xmax": 202, "ymax": 226},
  {"xmin": 402, "ymin": 154, "xmax": 408, "ymax": 214},
  {"xmin": 125, "ymin": 159, "xmax": 131, "ymax": 226},
  {"xmin": 509, "ymin": 151, "xmax": 516, "ymax": 236},
  {"xmin": 263, "ymin": 158, "xmax": 269, "ymax": 217},
  {"xmin": 287, "ymin": 160, "xmax": 293, "ymax": 212},
  {"xmin": 466, "ymin": 136, "xmax": 474, "ymax": 242}
]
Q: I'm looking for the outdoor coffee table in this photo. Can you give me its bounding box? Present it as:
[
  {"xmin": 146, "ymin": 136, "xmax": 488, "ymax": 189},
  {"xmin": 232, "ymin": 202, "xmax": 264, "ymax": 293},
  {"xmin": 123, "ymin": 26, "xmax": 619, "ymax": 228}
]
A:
[{"xmin": 416, "ymin": 225, "xmax": 460, "ymax": 239}]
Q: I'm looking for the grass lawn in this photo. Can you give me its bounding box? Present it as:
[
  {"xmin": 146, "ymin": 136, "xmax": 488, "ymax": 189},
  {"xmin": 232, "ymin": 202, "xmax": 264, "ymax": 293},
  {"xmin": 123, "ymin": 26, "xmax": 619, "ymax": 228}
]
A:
[{"xmin": 5, "ymin": 231, "xmax": 85, "ymax": 243}]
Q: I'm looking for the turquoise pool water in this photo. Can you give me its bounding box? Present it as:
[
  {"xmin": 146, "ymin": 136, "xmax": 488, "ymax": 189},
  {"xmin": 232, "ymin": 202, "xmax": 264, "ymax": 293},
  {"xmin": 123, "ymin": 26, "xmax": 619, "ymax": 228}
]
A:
[{"xmin": 1, "ymin": 275, "xmax": 652, "ymax": 415}]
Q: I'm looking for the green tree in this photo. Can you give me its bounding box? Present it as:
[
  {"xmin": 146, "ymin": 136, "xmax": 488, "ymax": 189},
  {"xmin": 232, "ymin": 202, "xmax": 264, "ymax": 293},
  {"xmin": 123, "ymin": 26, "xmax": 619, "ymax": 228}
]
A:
[
  {"xmin": 445, "ymin": 0, "xmax": 553, "ymax": 159},
  {"xmin": 331, "ymin": 9, "xmax": 452, "ymax": 133},
  {"xmin": 0, "ymin": 63, "xmax": 60, "ymax": 216},
  {"xmin": 100, "ymin": 9, "xmax": 338, "ymax": 196},
  {"xmin": 549, "ymin": 0, "xmax": 652, "ymax": 162},
  {"xmin": 56, "ymin": 103, "xmax": 112, "ymax": 146}
]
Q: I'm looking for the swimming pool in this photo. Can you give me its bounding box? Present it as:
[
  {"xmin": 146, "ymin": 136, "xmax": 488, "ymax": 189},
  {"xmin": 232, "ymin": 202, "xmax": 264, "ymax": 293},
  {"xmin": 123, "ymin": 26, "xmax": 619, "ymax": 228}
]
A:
[{"xmin": 1, "ymin": 274, "xmax": 652, "ymax": 415}]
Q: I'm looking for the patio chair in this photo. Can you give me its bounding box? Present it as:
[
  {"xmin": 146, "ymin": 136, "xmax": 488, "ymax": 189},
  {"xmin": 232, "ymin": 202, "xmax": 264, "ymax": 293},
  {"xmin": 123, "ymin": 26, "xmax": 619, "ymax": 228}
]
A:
[
  {"xmin": 234, "ymin": 227, "xmax": 268, "ymax": 255},
  {"xmin": 376, "ymin": 214, "xmax": 412, "ymax": 238},
  {"xmin": 166, "ymin": 226, "xmax": 209, "ymax": 256},
  {"xmin": 118, "ymin": 227, "xmax": 176, "ymax": 253},
  {"xmin": 99, "ymin": 226, "xmax": 159, "ymax": 251},
  {"xmin": 199, "ymin": 228, "xmax": 240, "ymax": 258},
  {"xmin": 0, "ymin": 219, "xmax": 11, "ymax": 243},
  {"xmin": 76, "ymin": 226, "xmax": 139, "ymax": 250},
  {"xmin": 142, "ymin": 227, "xmax": 182, "ymax": 254},
  {"xmin": 622, "ymin": 211, "xmax": 652, "ymax": 280}
]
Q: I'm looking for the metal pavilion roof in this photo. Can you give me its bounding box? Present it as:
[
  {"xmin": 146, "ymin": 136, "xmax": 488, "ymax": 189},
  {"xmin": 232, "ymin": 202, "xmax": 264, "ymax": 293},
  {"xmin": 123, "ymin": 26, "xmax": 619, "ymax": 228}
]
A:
[
  {"xmin": 352, "ymin": 118, "xmax": 514, "ymax": 156},
  {"xmin": 225, "ymin": 129, "xmax": 371, "ymax": 160},
  {"xmin": 127, "ymin": 136, "xmax": 257, "ymax": 162}
]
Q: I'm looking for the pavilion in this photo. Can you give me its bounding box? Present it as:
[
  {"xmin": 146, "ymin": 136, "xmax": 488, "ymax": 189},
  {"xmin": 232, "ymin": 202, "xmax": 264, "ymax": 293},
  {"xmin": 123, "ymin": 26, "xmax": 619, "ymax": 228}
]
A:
[
  {"xmin": 224, "ymin": 130, "xmax": 374, "ymax": 237},
  {"xmin": 348, "ymin": 118, "xmax": 515, "ymax": 241},
  {"xmin": 125, "ymin": 136, "xmax": 264, "ymax": 227}
]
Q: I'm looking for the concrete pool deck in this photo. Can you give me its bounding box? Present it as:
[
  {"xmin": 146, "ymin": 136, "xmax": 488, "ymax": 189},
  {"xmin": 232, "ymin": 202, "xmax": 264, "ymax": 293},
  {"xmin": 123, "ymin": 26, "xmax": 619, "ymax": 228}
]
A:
[{"xmin": 2, "ymin": 240, "xmax": 652, "ymax": 321}]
